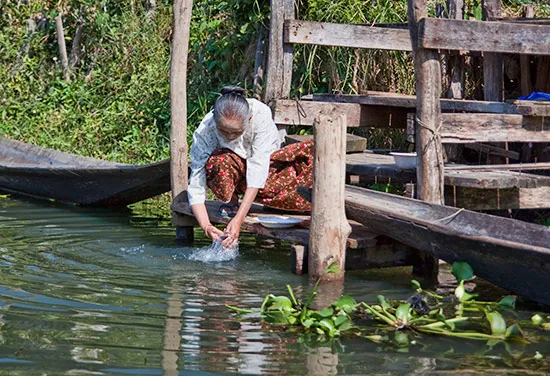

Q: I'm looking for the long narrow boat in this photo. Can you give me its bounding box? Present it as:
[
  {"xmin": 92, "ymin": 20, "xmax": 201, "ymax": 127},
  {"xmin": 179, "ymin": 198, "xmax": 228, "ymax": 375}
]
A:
[
  {"xmin": 0, "ymin": 137, "xmax": 170, "ymax": 206},
  {"xmin": 344, "ymin": 185, "xmax": 550, "ymax": 306}
]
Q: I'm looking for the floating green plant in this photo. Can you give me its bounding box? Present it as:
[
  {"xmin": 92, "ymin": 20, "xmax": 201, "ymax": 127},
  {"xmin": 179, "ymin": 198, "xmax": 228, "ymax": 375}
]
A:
[{"xmin": 227, "ymin": 262, "xmax": 531, "ymax": 345}]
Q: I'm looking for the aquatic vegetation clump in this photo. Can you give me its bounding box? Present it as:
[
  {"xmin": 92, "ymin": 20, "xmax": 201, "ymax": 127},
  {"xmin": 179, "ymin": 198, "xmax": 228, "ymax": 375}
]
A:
[{"xmin": 228, "ymin": 262, "xmax": 530, "ymax": 345}]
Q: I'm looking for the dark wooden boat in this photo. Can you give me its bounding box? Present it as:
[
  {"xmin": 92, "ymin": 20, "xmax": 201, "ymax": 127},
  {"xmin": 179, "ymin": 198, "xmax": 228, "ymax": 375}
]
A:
[
  {"xmin": 0, "ymin": 137, "xmax": 170, "ymax": 206},
  {"xmin": 345, "ymin": 185, "xmax": 550, "ymax": 306}
]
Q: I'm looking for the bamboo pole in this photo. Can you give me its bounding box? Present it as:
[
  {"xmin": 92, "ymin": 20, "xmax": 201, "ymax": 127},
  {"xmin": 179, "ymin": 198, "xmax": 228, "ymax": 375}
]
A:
[
  {"xmin": 308, "ymin": 112, "xmax": 351, "ymax": 282},
  {"xmin": 170, "ymin": 0, "xmax": 195, "ymax": 241},
  {"xmin": 407, "ymin": 0, "xmax": 444, "ymax": 204}
]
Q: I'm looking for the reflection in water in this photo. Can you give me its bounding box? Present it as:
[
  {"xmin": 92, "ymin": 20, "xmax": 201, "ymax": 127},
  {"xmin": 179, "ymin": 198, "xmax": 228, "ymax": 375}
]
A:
[{"xmin": 0, "ymin": 196, "xmax": 548, "ymax": 375}]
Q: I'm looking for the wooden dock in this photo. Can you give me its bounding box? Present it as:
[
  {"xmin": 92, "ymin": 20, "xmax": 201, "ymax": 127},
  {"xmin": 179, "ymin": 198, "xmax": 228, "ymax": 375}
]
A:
[
  {"xmin": 171, "ymin": 199, "xmax": 420, "ymax": 274},
  {"xmin": 346, "ymin": 152, "xmax": 550, "ymax": 210}
]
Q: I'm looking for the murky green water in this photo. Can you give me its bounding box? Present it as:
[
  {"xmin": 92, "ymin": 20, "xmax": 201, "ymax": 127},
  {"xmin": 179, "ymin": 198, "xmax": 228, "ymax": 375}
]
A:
[{"xmin": 0, "ymin": 196, "xmax": 548, "ymax": 375}]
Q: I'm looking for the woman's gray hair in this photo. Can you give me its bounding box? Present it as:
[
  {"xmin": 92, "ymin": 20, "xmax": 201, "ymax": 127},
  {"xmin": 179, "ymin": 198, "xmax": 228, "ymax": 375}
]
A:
[{"xmin": 213, "ymin": 86, "xmax": 250, "ymax": 126}]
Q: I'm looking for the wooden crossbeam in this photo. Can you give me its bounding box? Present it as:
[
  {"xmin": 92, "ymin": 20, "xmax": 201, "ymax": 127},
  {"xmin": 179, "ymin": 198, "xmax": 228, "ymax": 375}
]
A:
[
  {"xmin": 445, "ymin": 186, "xmax": 550, "ymax": 210},
  {"xmin": 440, "ymin": 113, "xmax": 550, "ymax": 143},
  {"xmin": 303, "ymin": 92, "xmax": 521, "ymax": 114},
  {"xmin": 284, "ymin": 20, "xmax": 412, "ymax": 51},
  {"xmin": 419, "ymin": 18, "xmax": 550, "ymax": 55},
  {"xmin": 273, "ymin": 99, "xmax": 408, "ymax": 128}
]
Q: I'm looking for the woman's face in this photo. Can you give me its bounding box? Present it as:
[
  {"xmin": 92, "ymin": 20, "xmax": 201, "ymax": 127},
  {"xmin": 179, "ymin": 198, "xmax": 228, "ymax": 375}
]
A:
[{"xmin": 217, "ymin": 116, "xmax": 248, "ymax": 141}]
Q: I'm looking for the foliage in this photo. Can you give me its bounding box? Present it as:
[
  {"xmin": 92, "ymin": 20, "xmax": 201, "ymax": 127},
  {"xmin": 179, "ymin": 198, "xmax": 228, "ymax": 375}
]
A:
[
  {"xmin": 227, "ymin": 262, "xmax": 538, "ymax": 347},
  {"xmin": 1, "ymin": 0, "xmax": 550, "ymax": 164}
]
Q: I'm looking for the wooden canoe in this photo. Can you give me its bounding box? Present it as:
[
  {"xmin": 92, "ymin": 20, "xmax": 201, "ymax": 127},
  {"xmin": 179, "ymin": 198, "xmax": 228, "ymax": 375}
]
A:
[
  {"xmin": 344, "ymin": 185, "xmax": 550, "ymax": 306},
  {"xmin": 0, "ymin": 137, "xmax": 170, "ymax": 206}
]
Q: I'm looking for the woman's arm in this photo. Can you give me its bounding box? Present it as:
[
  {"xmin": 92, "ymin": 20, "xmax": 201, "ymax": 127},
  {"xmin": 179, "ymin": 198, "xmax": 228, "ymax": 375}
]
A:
[
  {"xmin": 222, "ymin": 187, "xmax": 259, "ymax": 247},
  {"xmin": 191, "ymin": 203, "xmax": 224, "ymax": 241}
]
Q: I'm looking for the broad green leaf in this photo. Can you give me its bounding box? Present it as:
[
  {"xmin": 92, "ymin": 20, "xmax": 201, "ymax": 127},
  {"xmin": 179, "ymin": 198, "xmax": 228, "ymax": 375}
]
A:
[
  {"xmin": 505, "ymin": 323, "xmax": 524, "ymax": 341},
  {"xmin": 532, "ymin": 314, "xmax": 544, "ymax": 325},
  {"xmin": 302, "ymin": 319, "xmax": 314, "ymax": 328},
  {"xmin": 318, "ymin": 318, "xmax": 336, "ymax": 336},
  {"xmin": 266, "ymin": 296, "xmax": 293, "ymax": 312},
  {"xmin": 455, "ymin": 281, "xmax": 479, "ymax": 302},
  {"xmin": 377, "ymin": 295, "xmax": 391, "ymax": 311},
  {"xmin": 318, "ymin": 307, "xmax": 334, "ymax": 317},
  {"xmin": 326, "ymin": 262, "xmax": 340, "ymax": 274},
  {"xmin": 396, "ymin": 303, "xmax": 411, "ymax": 324},
  {"xmin": 332, "ymin": 295, "xmax": 356, "ymax": 313},
  {"xmin": 411, "ymin": 279, "xmax": 422, "ymax": 290},
  {"xmin": 498, "ymin": 296, "xmax": 516, "ymax": 309},
  {"xmin": 451, "ymin": 262, "xmax": 475, "ymax": 282},
  {"xmin": 394, "ymin": 331, "xmax": 409, "ymax": 345},
  {"xmin": 333, "ymin": 314, "xmax": 350, "ymax": 328},
  {"xmin": 486, "ymin": 311, "xmax": 507, "ymax": 336}
]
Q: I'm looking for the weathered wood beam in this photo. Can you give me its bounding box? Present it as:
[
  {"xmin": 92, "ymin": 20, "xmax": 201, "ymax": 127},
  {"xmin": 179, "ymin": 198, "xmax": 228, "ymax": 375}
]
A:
[
  {"xmin": 440, "ymin": 113, "xmax": 550, "ymax": 143},
  {"xmin": 273, "ymin": 99, "xmax": 408, "ymax": 128},
  {"xmin": 409, "ymin": 0, "xmax": 445, "ymax": 205},
  {"xmin": 419, "ymin": 18, "xmax": 550, "ymax": 55},
  {"xmin": 482, "ymin": 0, "xmax": 503, "ymax": 102},
  {"xmin": 55, "ymin": 13, "xmax": 70, "ymax": 81},
  {"xmin": 463, "ymin": 143, "xmax": 520, "ymax": 160},
  {"xmin": 520, "ymin": 5, "xmax": 535, "ymax": 96},
  {"xmin": 309, "ymin": 113, "xmax": 351, "ymax": 282},
  {"xmin": 445, "ymin": 162, "xmax": 550, "ymax": 172},
  {"xmin": 445, "ymin": 186, "xmax": 550, "ymax": 210},
  {"xmin": 512, "ymin": 101, "xmax": 550, "ymax": 117},
  {"xmin": 170, "ymin": 0, "xmax": 196, "ymax": 240},
  {"xmin": 284, "ymin": 20, "xmax": 412, "ymax": 51},
  {"xmin": 264, "ymin": 0, "xmax": 294, "ymax": 103},
  {"xmin": 303, "ymin": 92, "xmax": 520, "ymax": 113}
]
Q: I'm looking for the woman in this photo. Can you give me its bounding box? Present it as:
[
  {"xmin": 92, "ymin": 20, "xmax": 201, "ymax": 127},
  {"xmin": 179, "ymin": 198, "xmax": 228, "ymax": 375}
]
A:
[{"xmin": 188, "ymin": 86, "xmax": 313, "ymax": 247}]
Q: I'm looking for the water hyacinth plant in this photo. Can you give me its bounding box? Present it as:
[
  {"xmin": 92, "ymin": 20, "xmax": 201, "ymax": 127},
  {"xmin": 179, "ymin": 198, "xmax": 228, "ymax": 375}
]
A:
[{"xmin": 227, "ymin": 262, "xmax": 531, "ymax": 345}]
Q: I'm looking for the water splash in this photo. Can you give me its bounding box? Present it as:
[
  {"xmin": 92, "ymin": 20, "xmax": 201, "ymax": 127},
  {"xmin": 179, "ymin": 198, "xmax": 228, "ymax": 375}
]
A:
[{"xmin": 188, "ymin": 237, "xmax": 239, "ymax": 263}]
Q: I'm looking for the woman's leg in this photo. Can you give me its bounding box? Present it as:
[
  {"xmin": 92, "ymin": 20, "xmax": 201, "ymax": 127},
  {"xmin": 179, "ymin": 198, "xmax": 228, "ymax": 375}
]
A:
[
  {"xmin": 258, "ymin": 140, "xmax": 314, "ymax": 211},
  {"xmin": 205, "ymin": 148, "xmax": 247, "ymax": 205}
]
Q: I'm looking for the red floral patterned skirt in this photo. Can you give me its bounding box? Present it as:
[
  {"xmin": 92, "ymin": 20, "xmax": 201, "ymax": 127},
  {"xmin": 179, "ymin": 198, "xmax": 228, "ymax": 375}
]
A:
[{"xmin": 205, "ymin": 140, "xmax": 313, "ymax": 211}]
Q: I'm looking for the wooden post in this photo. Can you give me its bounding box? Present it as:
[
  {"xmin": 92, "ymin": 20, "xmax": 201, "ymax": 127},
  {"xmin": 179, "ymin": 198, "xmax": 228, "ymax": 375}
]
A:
[
  {"xmin": 408, "ymin": 0, "xmax": 441, "ymax": 277},
  {"xmin": 264, "ymin": 0, "xmax": 294, "ymax": 103},
  {"xmin": 170, "ymin": 0, "xmax": 195, "ymax": 242},
  {"xmin": 482, "ymin": 0, "xmax": 503, "ymax": 101},
  {"xmin": 446, "ymin": 0, "xmax": 464, "ymax": 99},
  {"xmin": 308, "ymin": 112, "xmax": 351, "ymax": 282},
  {"xmin": 407, "ymin": 0, "xmax": 444, "ymax": 204},
  {"xmin": 520, "ymin": 4, "xmax": 535, "ymax": 97},
  {"xmin": 55, "ymin": 13, "xmax": 70, "ymax": 81},
  {"xmin": 444, "ymin": 0, "xmax": 465, "ymax": 163}
]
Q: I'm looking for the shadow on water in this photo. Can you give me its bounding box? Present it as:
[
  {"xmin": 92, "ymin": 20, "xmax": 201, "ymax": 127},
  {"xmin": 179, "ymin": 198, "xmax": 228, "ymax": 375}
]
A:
[{"xmin": 0, "ymin": 195, "xmax": 549, "ymax": 375}]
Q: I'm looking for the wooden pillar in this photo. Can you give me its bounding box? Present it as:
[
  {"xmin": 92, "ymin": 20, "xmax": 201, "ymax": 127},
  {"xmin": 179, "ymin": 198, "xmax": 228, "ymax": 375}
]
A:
[
  {"xmin": 407, "ymin": 0, "xmax": 444, "ymax": 204},
  {"xmin": 308, "ymin": 113, "xmax": 351, "ymax": 282},
  {"xmin": 482, "ymin": 0, "xmax": 503, "ymax": 101},
  {"xmin": 55, "ymin": 13, "xmax": 70, "ymax": 81},
  {"xmin": 520, "ymin": 5, "xmax": 535, "ymax": 97},
  {"xmin": 408, "ymin": 0, "xmax": 441, "ymax": 277},
  {"xmin": 170, "ymin": 0, "xmax": 195, "ymax": 242},
  {"xmin": 264, "ymin": 0, "xmax": 294, "ymax": 104},
  {"xmin": 446, "ymin": 0, "xmax": 464, "ymax": 99},
  {"xmin": 264, "ymin": 0, "xmax": 295, "ymax": 143}
]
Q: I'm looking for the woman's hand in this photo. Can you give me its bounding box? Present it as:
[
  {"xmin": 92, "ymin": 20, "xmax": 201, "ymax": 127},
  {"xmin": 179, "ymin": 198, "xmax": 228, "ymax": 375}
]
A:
[
  {"xmin": 222, "ymin": 217, "xmax": 243, "ymax": 248},
  {"xmin": 205, "ymin": 224, "xmax": 224, "ymax": 241}
]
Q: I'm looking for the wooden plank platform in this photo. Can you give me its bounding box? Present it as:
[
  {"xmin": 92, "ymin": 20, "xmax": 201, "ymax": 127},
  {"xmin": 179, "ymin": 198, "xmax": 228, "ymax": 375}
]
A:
[
  {"xmin": 171, "ymin": 200, "xmax": 379, "ymax": 249},
  {"xmin": 346, "ymin": 152, "xmax": 550, "ymax": 189}
]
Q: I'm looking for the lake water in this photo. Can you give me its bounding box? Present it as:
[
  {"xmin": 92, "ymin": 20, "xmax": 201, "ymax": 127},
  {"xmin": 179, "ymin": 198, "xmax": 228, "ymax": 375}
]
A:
[{"xmin": 0, "ymin": 196, "xmax": 548, "ymax": 375}]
